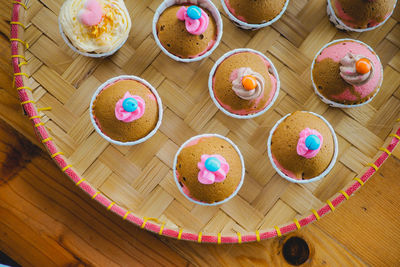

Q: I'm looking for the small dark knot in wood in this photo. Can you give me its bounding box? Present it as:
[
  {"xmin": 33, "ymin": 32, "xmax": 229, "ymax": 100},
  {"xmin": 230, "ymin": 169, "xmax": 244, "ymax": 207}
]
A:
[{"xmin": 282, "ymin": 236, "xmax": 310, "ymax": 266}]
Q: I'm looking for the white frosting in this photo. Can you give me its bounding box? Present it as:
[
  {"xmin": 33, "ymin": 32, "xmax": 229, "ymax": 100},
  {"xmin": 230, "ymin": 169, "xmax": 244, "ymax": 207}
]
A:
[
  {"xmin": 340, "ymin": 53, "xmax": 374, "ymax": 85},
  {"xmin": 59, "ymin": 0, "xmax": 131, "ymax": 54},
  {"xmin": 231, "ymin": 67, "xmax": 265, "ymax": 100}
]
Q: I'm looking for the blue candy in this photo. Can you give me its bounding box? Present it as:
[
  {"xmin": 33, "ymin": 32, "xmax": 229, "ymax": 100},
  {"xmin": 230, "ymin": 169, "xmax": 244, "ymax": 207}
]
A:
[
  {"xmin": 122, "ymin": 97, "xmax": 138, "ymax": 112},
  {"xmin": 305, "ymin": 135, "xmax": 321, "ymax": 150},
  {"xmin": 205, "ymin": 157, "xmax": 221, "ymax": 172},
  {"xmin": 187, "ymin": 6, "xmax": 202, "ymax": 20}
]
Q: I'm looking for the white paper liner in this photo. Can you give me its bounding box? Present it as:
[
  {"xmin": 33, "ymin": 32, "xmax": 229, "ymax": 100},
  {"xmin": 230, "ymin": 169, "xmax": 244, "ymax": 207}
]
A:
[
  {"xmin": 311, "ymin": 38, "xmax": 383, "ymax": 108},
  {"xmin": 221, "ymin": 0, "xmax": 290, "ymax": 30},
  {"xmin": 89, "ymin": 75, "xmax": 163, "ymax": 146},
  {"xmin": 58, "ymin": 10, "xmax": 130, "ymax": 58},
  {"xmin": 327, "ymin": 0, "xmax": 398, "ymax": 32},
  {"xmin": 173, "ymin": 134, "xmax": 245, "ymax": 206},
  {"xmin": 208, "ymin": 48, "xmax": 280, "ymax": 119},
  {"xmin": 267, "ymin": 111, "xmax": 339, "ymax": 184},
  {"xmin": 152, "ymin": 0, "xmax": 223, "ymax": 63}
]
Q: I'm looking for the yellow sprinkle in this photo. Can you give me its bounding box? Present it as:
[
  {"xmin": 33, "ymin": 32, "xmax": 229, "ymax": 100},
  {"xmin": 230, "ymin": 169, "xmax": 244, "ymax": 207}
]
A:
[
  {"xmin": 123, "ymin": 211, "xmax": 131, "ymax": 220},
  {"xmin": 61, "ymin": 165, "xmax": 72, "ymax": 172},
  {"xmin": 274, "ymin": 226, "xmax": 282, "ymax": 237},
  {"xmin": 29, "ymin": 115, "xmax": 41, "ymax": 120},
  {"xmin": 159, "ymin": 223, "xmax": 165, "ymax": 235},
  {"xmin": 197, "ymin": 232, "xmax": 202, "ymax": 243},
  {"xmin": 141, "ymin": 217, "xmax": 148, "ymax": 229},
  {"xmin": 37, "ymin": 107, "xmax": 52, "ymax": 112},
  {"xmin": 21, "ymin": 100, "xmax": 34, "ymax": 105},
  {"xmin": 91, "ymin": 191, "xmax": 100, "ymax": 199},
  {"xmin": 255, "ymin": 230, "xmax": 260, "ymax": 242},
  {"xmin": 367, "ymin": 163, "xmax": 378, "ymax": 171},
  {"xmin": 16, "ymin": 86, "xmax": 32, "ymax": 91},
  {"xmin": 390, "ymin": 133, "xmax": 400, "ymax": 140},
  {"xmin": 177, "ymin": 229, "xmax": 183, "ymax": 240},
  {"xmin": 354, "ymin": 177, "xmax": 364, "ymax": 186},
  {"xmin": 326, "ymin": 200, "xmax": 335, "ymax": 211},
  {"xmin": 339, "ymin": 190, "xmax": 349, "ymax": 200},
  {"xmin": 237, "ymin": 232, "xmax": 242, "ymax": 244},
  {"xmin": 107, "ymin": 202, "xmax": 115, "ymax": 210},
  {"xmin": 217, "ymin": 233, "xmax": 221, "ymax": 244},
  {"xmin": 293, "ymin": 218, "xmax": 301, "ymax": 230},
  {"xmin": 76, "ymin": 178, "xmax": 85, "ymax": 186},
  {"xmin": 311, "ymin": 209, "xmax": 320, "ymax": 220},
  {"xmin": 34, "ymin": 122, "xmax": 44, "ymax": 127},
  {"xmin": 379, "ymin": 147, "xmax": 391, "ymax": 156},
  {"xmin": 41, "ymin": 137, "xmax": 52, "ymax": 143}
]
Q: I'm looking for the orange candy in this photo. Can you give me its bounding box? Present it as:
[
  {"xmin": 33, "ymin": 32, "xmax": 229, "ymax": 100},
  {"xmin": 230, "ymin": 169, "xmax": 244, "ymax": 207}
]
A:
[
  {"xmin": 242, "ymin": 75, "xmax": 257, "ymax": 90},
  {"xmin": 356, "ymin": 58, "xmax": 371, "ymax": 74}
]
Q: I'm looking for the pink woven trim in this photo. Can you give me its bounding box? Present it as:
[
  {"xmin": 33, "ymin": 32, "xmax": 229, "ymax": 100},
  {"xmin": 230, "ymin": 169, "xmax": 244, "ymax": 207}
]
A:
[{"xmin": 11, "ymin": 1, "xmax": 400, "ymax": 243}]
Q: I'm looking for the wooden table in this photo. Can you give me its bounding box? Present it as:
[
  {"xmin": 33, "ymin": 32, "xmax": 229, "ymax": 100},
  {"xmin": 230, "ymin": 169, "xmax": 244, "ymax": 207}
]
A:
[{"xmin": 1, "ymin": 2, "xmax": 400, "ymax": 266}]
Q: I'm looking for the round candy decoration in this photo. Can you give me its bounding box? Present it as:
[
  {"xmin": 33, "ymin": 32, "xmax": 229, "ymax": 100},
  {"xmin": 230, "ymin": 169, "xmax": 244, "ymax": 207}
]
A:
[
  {"xmin": 305, "ymin": 134, "xmax": 321, "ymax": 151},
  {"xmin": 205, "ymin": 157, "xmax": 221, "ymax": 172},
  {"xmin": 242, "ymin": 75, "xmax": 257, "ymax": 91},
  {"xmin": 187, "ymin": 5, "xmax": 202, "ymax": 20},
  {"xmin": 123, "ymin": 97, "xmax": 138, "ymax": 112}
]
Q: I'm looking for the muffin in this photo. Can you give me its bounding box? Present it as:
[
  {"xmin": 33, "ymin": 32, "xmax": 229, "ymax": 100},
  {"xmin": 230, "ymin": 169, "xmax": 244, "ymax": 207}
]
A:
[
  {"xmin": 90, "ymin": 76, "xmax": 163, "ymax": 145},
  {"xmin": 267, "ymin": 111, "xmax": 338, "ymax": 183},
  {"xmin": 59, "ymin": 0, "xmax": 131, "ymax": 56},
  {"xmin": 312, "ymin": 39, "xmax": 383, "ymax": 107},
  {"xmin": 221, "ymin": 0, "xmax": 289, "ymax": 29},
  {"xmin": 173, "ymin": 134, "xmax": 245, "ymax": 205},
  {"xmin": 209, "ymin": 49, "xmax": 280, "ymax": 119},
  {"xmin": 153, "ymin": 0, "xmax": 222, "ymax": 62},
  {"xmin": 327, "ymin": 0, "xmax": 397, "ymax": 31}
]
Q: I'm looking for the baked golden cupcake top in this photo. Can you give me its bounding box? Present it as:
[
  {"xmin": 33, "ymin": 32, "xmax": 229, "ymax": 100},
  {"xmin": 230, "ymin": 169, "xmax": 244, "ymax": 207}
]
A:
[
  {"xmin": 213, "ymin": 51, "xmax": 275, "ymax": 115},
  {"xmin": 92, "ymin": 79, "xmax": 159, "ymax": 142},
  {"xmin": 225, "ymin": 0, "xmax": 287, "ymax": 24},
  {"xmin": 156, "ymin": 5, "xmax": 217, "ymax": 58},
  {"xmin": 271, "ymin": 111, "xmax": 334, "ymax": 180},
  {"xmin": 176, "ymin": 136, "xmax": 243, "ymax": 204}
]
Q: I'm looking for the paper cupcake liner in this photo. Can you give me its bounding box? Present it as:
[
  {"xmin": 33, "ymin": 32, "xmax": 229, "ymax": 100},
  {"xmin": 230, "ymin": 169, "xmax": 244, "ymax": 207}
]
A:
[
  {"xmin": 311, "ymin": 38, "xmax": 383, "ymax": 109},
  {"xmin": 221, "ymin": 0, "xmax": 290, "ymax": 30},
  {"xmin": 58, "ymin": 16, "xmax": 129, "ymax": 58},
  {"xmin": 208, "ymin": 48, "xmax": 280, "ymax": 119},
  {"xmin": 267, "ymin": 111, "xmax": 339, "ymax": 184},
  {"xmin": 89, "ymin": 75, "xmax": 163, "ymax": 146},
  {"xmin": 326, "ymin": 0, "xmax": 398, "ymax": 32},
  {"xmin": 152, "ymin": 0, "xmax": 223, "ymax": 63},
  {"xmin": 173, "ymin": 134, "xmax": 245, "ymax": 206}
]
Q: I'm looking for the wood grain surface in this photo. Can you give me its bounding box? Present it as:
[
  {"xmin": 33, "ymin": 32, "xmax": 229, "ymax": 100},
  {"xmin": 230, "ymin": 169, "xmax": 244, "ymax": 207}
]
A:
[{"xmin": 1, "ymin": 0, "xmax": 400, "ymax": 266}]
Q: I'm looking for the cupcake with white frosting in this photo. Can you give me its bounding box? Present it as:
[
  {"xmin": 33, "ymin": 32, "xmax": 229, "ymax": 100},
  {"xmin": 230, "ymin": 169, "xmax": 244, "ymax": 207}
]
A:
[
  {"xmin": 208, "ymin": 48, "xmax": 280, "ymax": 119},
  {"xmin": 59, "ymin": 0, "xmax": 131, "ymax": 57}
]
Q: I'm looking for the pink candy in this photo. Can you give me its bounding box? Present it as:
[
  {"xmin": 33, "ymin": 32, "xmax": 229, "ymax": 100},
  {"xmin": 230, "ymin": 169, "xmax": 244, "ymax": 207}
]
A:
[
  {"xmin": 78, "ymin": 0, "xmax": 103, "ymax": 27},
  {"xmin": 176, "ymin": 6, "xmax": 209, "ymax": 35}
]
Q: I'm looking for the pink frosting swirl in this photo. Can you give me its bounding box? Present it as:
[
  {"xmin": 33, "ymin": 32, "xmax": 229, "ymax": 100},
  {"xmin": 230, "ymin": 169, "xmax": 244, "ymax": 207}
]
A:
[
  {"xmin": 176, "ymin": 6, "xmax": 209, "ymax": 35},
  {"xmin": 296, "ymin": 128, "xmax": 323, "ymax": 159},
  {"xmin": 197, "ymin": 154, "xmax": 229, "ymax": 184},
  {"xmin": 115, "ymin": 92, "xmax": 145, "ymax": 123},
  {"xmin": 340, "ymin": 53, "xmax": 374, "ymax": 85}
]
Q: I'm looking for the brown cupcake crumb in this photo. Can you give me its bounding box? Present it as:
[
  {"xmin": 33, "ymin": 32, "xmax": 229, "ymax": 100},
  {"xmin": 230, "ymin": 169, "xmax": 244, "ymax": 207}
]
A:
[
  {"xmin": 227, "ymin": 0, "xmax": 286, "ymax": 24},
  {"xmin": 156, "ymin": 5, "xmax": 217, "ymax": 58},
  {"xmin": 271, "ymin": 111, "xmax": 334, "ymax": 179},
  {"xmin": 176, "ymin": 137, "xmax": 242, "ymax": 203},
  {"xmin": 92, "ymin": 80, "xmax": 159, "ymax": 142}
]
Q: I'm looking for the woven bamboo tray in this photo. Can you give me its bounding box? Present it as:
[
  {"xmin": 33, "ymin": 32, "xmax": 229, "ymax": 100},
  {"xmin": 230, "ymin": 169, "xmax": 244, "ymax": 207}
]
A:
[{"xmin": 10, "ymin": 0, "xmax": 400, "ymax": 243}]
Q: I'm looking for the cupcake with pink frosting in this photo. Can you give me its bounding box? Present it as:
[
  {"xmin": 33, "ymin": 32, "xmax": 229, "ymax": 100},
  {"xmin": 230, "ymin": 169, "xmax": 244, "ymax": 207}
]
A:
[
  {"xmin": 173, "ymin": 134, "xmax": 245, "ymax": 205},
  {"xmin": 153, "ymin": 0, "xmax": 223, "ymax": 62},
  {"xmin": 327, "ymin": 0, "xmax": 397, "ymax": 31},
  {"xmin": 209, "ymin": 48, "xmax": 280, "ymax": 119},
  {"xmin": 267, "ymin": 111, "xmax": 338, "ymax": 183},
  {"xmin": 90, "ymin": 75, "xmax": 163, "ymax": 146},
  {"xmin": 311, "ymin": 39, "xmax": 383, "ymax": 108}
]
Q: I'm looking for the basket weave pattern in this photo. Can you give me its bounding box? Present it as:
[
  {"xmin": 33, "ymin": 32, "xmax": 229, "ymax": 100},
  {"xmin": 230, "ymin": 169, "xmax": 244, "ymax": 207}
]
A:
[{"xmin": 10, "ymin": 0, "xmax": 400, "ymax": 243}]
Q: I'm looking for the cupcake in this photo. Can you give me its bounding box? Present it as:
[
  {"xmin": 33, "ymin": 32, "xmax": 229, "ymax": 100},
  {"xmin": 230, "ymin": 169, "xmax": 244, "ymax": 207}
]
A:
[
  {"xmin": 267, "ymin": 111, "xmax": 338, "ymax": 183},
  {"xmin": 327, "ymin": 0, "xmax": 397, "ymax": 31},
  {"xmin": 173, "ymin": 134, "xmax": 245, "ymax": 205},
  {"xmin": 208, "ymin": 48, "xmax": 280, "ymax": 119},
  {"xmin": 59, "ymin": 0, "xmax": 131, "ymax": 57},
  {"xmin": 90, "ymin": 75, "xmax": 163, "ymax": 146},
  {"xmin": 153, "ymin": 0, "xmax": 222, "ymax": 62},
  {"xmin": 221, "ymin": 0, "xmax": 290, "ymax": 30},
  {"xmin": 311, "ymin": 39, "xmax": 383, "ymax": 108}
]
